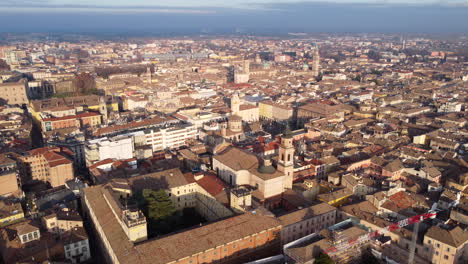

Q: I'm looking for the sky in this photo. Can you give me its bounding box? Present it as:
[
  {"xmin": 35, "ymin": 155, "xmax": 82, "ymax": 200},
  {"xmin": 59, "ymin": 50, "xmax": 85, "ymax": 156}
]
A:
[{"xmin": 0, "ymin": 0, "xmax": 467, "ymax": 33}]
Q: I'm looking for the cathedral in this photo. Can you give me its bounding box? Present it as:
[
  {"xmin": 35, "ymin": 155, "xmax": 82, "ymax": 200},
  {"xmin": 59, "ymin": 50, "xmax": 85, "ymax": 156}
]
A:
[{"xmin": 212, "ymin": 126, "xmax": 294, "ymax": 208}]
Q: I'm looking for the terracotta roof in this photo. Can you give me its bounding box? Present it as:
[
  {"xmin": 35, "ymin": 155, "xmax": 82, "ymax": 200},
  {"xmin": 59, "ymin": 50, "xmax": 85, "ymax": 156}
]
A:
[
  {"xmin": 239, "ymin": 104, "xmax": 258, "ymax": 111},
  {"xmin": 196, "ymin": 173, "xmax": 227, "ymax": 197},
  {"xmin": 214, "ymin": 147, "xmax": 259, "ymax": 171},
  {"xmin": 15, "ymin": 222, "xmax": 39, "ymax": 236},
  {"xmin": 84, "ymin": 184, "xmax": 281, "ymax": 264},
  {"xmin": 94, "ymin": 116, "xmax": 175, "ymax": 136},
  {"xmin": 425, "ymin": 226, "xmax": 468, "ymax": 248},
  {"xmin": 278, "ymin": 202, "xmax": 336, "ymax": 226},
  {"xmin": 129, "ymin": 168, "xmax": 192, "ymax": 191}
]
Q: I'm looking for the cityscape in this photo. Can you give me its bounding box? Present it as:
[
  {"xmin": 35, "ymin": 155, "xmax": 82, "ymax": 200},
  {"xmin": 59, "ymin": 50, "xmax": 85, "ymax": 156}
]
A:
[{"xmin": 0, "ymin": 1, "xmax": 467, "ymax": 264}]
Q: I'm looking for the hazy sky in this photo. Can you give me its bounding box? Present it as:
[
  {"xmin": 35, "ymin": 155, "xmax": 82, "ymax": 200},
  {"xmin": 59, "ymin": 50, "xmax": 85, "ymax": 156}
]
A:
[{"xmin": 0, "ymin": 0, "xmax": 467, "ymax": 33}]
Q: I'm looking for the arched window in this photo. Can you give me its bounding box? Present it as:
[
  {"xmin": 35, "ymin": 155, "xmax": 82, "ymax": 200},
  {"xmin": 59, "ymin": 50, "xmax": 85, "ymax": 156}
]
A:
[
  {"xmin": 287, "ymin": 154, "xmax": 291, "ymax": 162},
  {"xmin": 281, "ymin": 154, "xmax": 285, "ymax": 161}
]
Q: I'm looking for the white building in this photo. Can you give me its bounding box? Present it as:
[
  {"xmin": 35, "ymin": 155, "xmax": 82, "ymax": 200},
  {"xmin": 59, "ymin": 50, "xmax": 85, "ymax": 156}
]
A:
[
  {"xmin": 63, "ymin": 227, "xmax": 91, "ymax": 263},
  {"xmin": 438, "ymin": 102, "xmax": 462, "ymax": 113},
  {"xmin": 85, "ymin": 135, "xmax": 134, "ymax": 166},
  {"xmin": 176, "ymin": 108, "xmax": 227, "ymax": 128},
  {"xmin": 124, "ymin": 96, "xmax": 149, "ymax": 111},
  {"xmin": 191, "ymin": 88, "xmax": 217, "ymax": 99},
  {"xmin": 144, "ymin": 124, "xmax": 198, "ymax": 152},
  {"xmin": 350, "ymin": 92, "xmax": 373, "ymax": 102}
]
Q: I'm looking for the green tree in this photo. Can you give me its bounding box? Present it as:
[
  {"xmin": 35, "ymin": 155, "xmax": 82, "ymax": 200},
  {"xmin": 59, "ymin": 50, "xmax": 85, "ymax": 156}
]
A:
[
  {"xmin": 73, "ymin": 72, "xmax": 96, "ymax": 94},
  {"xmin": 0, "ymin": 59, "xmax": 10, "ymax": 71},
  {"xmin": 142, "ymin": 189, "xmax": 176, "ymax": 220},
  {"xmin": 359, "ymin": 249, "xmax": 379, "ymax": 264},
  {"xmin": 315, "ymin": 253, "xmax": 334, "ymax": 264}
]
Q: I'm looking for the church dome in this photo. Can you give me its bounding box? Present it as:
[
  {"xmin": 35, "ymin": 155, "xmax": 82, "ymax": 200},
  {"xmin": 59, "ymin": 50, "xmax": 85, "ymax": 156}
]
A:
[
  {"xmin": 230, "ymin": 114, "xmax": 242, "ymax": 121},
  {"xmin": 257, "ymin": 165, "xmax": 276, "ymax": 174},
  {"xmin": 257, "ymin": 159, "xmax": 276, "ymax": 174}
]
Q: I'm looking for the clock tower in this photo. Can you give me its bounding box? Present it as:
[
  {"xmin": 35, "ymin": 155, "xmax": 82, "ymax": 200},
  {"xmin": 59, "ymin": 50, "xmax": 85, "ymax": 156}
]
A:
[{"xmin": 278, "ymin": 124, "xmax": 294, "ymax": 189}]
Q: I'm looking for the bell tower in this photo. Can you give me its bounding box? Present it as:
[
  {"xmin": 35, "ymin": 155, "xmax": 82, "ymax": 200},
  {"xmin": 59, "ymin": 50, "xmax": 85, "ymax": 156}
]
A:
[
  {"xmin": 99, "ymin": 96, "xmax": 108, "ymax": 125},
  {"xmin": 231, "ymin": 93, "xmax": 241, "ymax": 116},
  {"xmin": 278, "ymin": 124, "xmax": 294, "ymax": 189}
]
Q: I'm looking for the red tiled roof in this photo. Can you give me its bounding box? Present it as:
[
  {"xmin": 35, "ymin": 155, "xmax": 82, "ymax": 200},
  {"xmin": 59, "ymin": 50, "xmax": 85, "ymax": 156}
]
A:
[
  {"xmin": 196, "ymin": 173, "xmax": 227, "ymax": 197},
  {"xmin": 388, "ymin": 191, "xmax": 415, "ymax": 210},
  {"xmin": 42, "ymin": 111, "xmax": 100, "ymax": 122},
  {"xmin": 239, "ymin": 104, "xmax": 257, "ymax": 110},
  {"xmin": 94, "ymin": 116, "xmax": 175, "ymax": 136},
  {"xmin": 252, "ymin": 141, "xmax": 279, "ymax": 154},
  {"xmin": 88, "ymin": 158, "xmax": 114, "ymax": 169}
]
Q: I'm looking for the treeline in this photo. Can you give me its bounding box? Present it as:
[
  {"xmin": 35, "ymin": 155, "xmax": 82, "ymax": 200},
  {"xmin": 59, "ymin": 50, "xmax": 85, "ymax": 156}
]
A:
[
  {"xmin": 0, "ymin": 59, "xmax": 10, "ymax": 71},
  {"xmin": 73, "ymin": 72, "xmax": 97, "ymax": 94},
  {"xmin": 95, "ymin": 64, "xmax": 154, "ymax": 79}
]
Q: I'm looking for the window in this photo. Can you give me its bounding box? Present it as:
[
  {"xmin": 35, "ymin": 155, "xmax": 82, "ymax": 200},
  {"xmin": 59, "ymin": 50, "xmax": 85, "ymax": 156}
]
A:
[
  {"xmin": 435, "ymin": 251, "xmax": 439, "ymax": 256},
  {"xmin": 436, "ymin": 243, "xmax": 440, "ymax": 248},
  {"xmin": 446, "ymin": 248, "xmax": 450, "ymax": 252},
  {"xmin": 444, "ymin": 255, "xmax": 448, "ymax": 260},
  {"xmin": 33, "ymin": 232, "xmax": 38, "ymax": 239},
  {"xmin": 22, "ymin": 235, "xmax": 27, "ymax": 242}
]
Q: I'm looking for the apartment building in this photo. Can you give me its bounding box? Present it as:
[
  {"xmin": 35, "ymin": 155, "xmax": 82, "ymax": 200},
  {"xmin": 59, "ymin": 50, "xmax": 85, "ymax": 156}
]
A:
[
  {"xmin": 18, "ymin": 147, "xmax": 74, "ymax": 187},
  {"xmin": 41, "ymin": 111, "xmax": 102, "ymax": 132},
  {"xmin": 85, "ymin": 135, "xmax": 134, "ymax": 166},
  {"xmin": 144, "ymin": 124, "xmax": 198, "ymax": 152},
  {"xmin": 63, "ymin": 227, "xmax": 91, "ymax": 263},
  {"xmin": 0, "ymin": 153, "xmax": 21, "ymax": 197},
  {"xmin": 30, "ymin": 95, "xmax": 117, "ymax": 124},
  {"xmin": 42, "ymin": 209, "xmax": 83, "ymax": 235},
  {"xmin": 0, "ymin": 80, "xmax": 29, "ymax": 105}
]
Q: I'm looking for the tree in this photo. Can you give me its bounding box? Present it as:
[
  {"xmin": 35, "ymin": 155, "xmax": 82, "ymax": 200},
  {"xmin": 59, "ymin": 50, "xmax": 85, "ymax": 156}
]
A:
[
  {"xmin": 142, "ymin": 189, "xmax": 176, "ymax": 221},
  {"xmin": 0, "ymin": 59, "xmax": 10, "ymax": 71},
  {"xmin": 359, "ymin": 249, "xmax": 379, "ymax": 264},
  {"xmin": 73, "ymin": 72, "xmax": 96, "ymax": 95},
  {"xmin": 314, "ymin": 253, "xmax": 334, "ymax": 264},
  {"xmin": 367, "ymin": 50, "xmax": 381, "ymax": 62}
]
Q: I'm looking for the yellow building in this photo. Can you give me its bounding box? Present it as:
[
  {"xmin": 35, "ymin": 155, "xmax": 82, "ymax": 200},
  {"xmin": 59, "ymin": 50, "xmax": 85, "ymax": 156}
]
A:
[
  {"xmin": 0, "ymin": 200, "xmax": 24, "ymax": 227},
  {"xmin": 317, "ymin": 187, "xmax": 353, "ymax": 207},
  {"xmin": 259, "ymin": 101, "xmax": 274, "ymax": 120},
  {"xmin": 29, "ymin": 95, "xmax": 118, "ymax": 124},
  {"xmin": 42, "ymin": 209, "xmax": 83, "ymax": 234}
]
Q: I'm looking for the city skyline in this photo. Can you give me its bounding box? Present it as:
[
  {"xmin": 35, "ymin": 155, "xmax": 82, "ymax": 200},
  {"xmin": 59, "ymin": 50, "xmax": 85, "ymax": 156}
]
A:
[{"xmin": 0, "ymin": 1, "xmax": 467, "ymax": 33}]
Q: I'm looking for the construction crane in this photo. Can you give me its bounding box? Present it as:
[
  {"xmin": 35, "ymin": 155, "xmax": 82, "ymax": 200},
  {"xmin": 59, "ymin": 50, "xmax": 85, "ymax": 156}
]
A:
[{"xmin": 324, "ymin": 211, "xmax": 437, "ymax": 256}]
